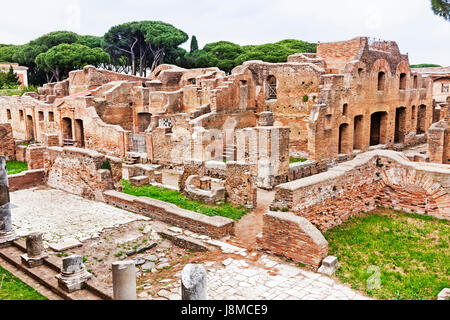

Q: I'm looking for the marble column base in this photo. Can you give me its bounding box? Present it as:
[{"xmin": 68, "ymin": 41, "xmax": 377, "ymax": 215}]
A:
[
  {"xmin": 0, "ymin": 230, "xmax": 17, "ymax": 248},
  {"xmin": 56, "ymin": 268, "xmax": 92, "ymax": 293},
  {"xmin": 21, "ymin": 253, "xmax": 49, "ymax": 268}
]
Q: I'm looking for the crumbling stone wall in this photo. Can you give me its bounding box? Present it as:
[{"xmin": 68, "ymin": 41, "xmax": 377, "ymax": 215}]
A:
[
  {"xmin": 272, "ymin": 150, "xmax": 450, "ymax": 231},
  {"xmin": 225, "ymin": 162, "xmax": 257, "ymax": 208},
  {"xmin": 44, "ymin": 147, "xmax": 114, "ymax": 201},
  {"xmin": 236, "ymin": 125, "xmax": 290, "ymax": 189},
  {"xmin": 0, "ymin": 123, "xmax": 15, "ymax": 160}
]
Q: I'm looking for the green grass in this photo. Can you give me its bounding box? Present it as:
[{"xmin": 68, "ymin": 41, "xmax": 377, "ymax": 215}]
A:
[
  {"xmin": 0, "ymin": 86, "xmax": 38, "ymax": 97},
  {"xmin": 121, "ymin": 179, "xmax": 248, "ymax": 221},
  {"xmin": 324, "ymin": 210, "xmax": 450, "ymax": 300},
  {"xmin": 289, "ymin": 157, "xmax": 307, "ymax": 164},
  {"xmin": 0, "ymin": 266, "xmax": 47, "ymax": 300},
  {"xmin": 6, "ymin": 161, "xmax": 28, "ymax": 175}
]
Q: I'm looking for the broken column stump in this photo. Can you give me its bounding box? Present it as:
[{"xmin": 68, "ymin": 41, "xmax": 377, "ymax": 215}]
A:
[
  {"xmin": 181, "ymin": 264, "xmax": 207, "ymax": 300},
  {"xmin": 0, "ymin": 156, "xmax": 16, "ymax": 247},
  {"xmin": 21, "ymin": 232, "xmax": 48, "ymax": 268},
  {"xmin": 112, "ymin": 260, "xmax": 137, "ymax": 300},
  {"xmin": 55, "ymin": 255, "xmax": 92, "ymax": 293}
]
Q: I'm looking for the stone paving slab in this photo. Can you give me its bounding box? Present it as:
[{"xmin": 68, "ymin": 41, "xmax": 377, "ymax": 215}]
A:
[
  {"xmin": 157, "ymin": 256, "xmax": 371, "ymax": 300},
  {"xmin": 10, "ymin": 188, "xmax": 149, "ymax": 246}
]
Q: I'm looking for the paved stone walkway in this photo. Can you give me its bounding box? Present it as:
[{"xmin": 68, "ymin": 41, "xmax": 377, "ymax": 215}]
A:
[
  {"xmin": 155, "ymin": 255, "xmax": 371, "ymax": 300},
  {"xmin": 10, "ymin": 188, "xmax": 149, "ymax": 245}
]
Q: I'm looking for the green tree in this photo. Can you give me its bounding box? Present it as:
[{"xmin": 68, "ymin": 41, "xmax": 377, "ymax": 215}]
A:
[
  {"xmin": 104, "ymin": 21, "xmax": 188, "ymax": 76},
  {"xmin": 35, "ymin": 43, "xmax": 110, "ymax": 82},
  {"xmin": 431, "ymin": 0, "xmax": 450, "ymax": 21},
  {"xmin": 190, "ymin": 35, "xmax": 199, "ymax": 52},
  {"xmin": 0, "ymin": 66, "xmax": 20, "ymax": 89}
]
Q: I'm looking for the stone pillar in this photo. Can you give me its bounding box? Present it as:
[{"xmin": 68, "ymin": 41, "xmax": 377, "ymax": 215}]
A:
[
  {"xmin": 112, "ymin": 261, "xmax": 136, "ymax": 300},
  {"xmin": 21, "ymin": 232, "xmax": 48, "ymax": 267},
  {"xmin": 181, "ymin": 264, "xmax": 207, "ymax": 300},
  {"xmin": 55, "ymin": 255, "xmax": 92, "ymax": 292},
  {"xmin": 0, "ymin": 156, "xmax": 16, "ymax": 247}
]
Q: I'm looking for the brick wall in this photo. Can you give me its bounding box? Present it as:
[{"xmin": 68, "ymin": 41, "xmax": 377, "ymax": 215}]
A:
[
  {"xmin": 25, "ymin": 145, "xmax": 45, "ymax": 170},
  {"xmin": 259, "ymin": 211, "xmax": 328, "ymax": 270},
  {"xmin": 272, "ymin": 150, "xmax": 450, "ymax": 231},
  {"xmin": 8, "ymin": 169, "xmax": 45, "ymax": 192},
  {"xmin": 44, "ymin": 147, "xmax": 114, "ymax": 201},
  {"xmin": 0, "ymin": 123, "xmax": 15, "ymax": 160},
  {"xmin": 103, "ymin": 190, "xmax": 234, "ymax": 238}
]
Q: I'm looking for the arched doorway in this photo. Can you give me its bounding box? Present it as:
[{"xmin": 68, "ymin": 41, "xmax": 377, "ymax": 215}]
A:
[
  {"xmin": 62, "ymin": 117, "xmax": 73, "ymax": 144},
  {"xmin": 74, "ymin": 119, "xmax": 85, "ymax": 147},
  {"xmin": 394, "ymin": 107, "xmax": 407, "ymax": 143},
  {"xmin": 370, "ymin": 111, "xmax": 388, "ymax": 146},
  {"xmin": 26, "ymin": 115, "xmax": 34, "ymax": 142},
  {"xmin": 417, "ymin": 105, "xmax": 427, "ymax": 134},
  {"xmin": 353, "ymin": 115, "xmax": 364, "ymax": 150},
  {"xmin": 339, "ymin": 123, "xmax": 351, "ymax": 154}
]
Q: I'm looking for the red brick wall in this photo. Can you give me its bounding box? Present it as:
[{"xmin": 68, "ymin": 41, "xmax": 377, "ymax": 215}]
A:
[
  {"xmin": 8, "ymin": 169, "xmax": 45, "ymax": 192},
  {"xmin": 26, "ymin": 145, "xmax": 45, "ymax": 170},
  {"xmin": 316, "ymin": 38, "xmax": 362, "ymax": 72},
  {"xmin": 260, "ymin": 211, "xmax": 328, "ymax": 269},
  {"xmin": 0, "ymin": 123, "xmax": 15, "ymax": 160},
  {"xmin": 273, "ymin": 150, "xmax": 450, "ymax": 231}
]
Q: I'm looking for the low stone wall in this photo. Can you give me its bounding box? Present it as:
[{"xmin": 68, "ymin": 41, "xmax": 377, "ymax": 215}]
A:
[
  {"xmin": 103, "ymin": 190, "xmax": 234, "ymax": 238},
  {"xmin": 259, "ymin": 211, "xmax": 328, "ymax": 270},
  {"xmin": 273, "ymin": 150, "xmax": 450, "ymax": 231},
  {"xmin": 289, "ymin": 160, "xmax": 328, "ymax": 181},
  {"xmin": 8, "ymin": 169, "xmax": 45, "ymax": 192},
  {"xmin": 44, "ymin": 147, "xmax": 114, "ymax": 201}
]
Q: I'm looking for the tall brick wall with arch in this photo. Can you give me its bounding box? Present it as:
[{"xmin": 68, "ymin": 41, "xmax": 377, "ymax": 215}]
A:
[{"xmin": 272, "ymin": 150, "xmax": 450, "ymax": 232}]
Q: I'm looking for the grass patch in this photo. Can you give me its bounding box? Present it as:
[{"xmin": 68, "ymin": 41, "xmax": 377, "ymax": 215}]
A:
[
  {"xmin": 0, "ymin": 266, "xmax": 47, "ymax": 300},
  {"xmin": 289, "ymin": 157, "xmax": 307, "ymax": 164},
  {"xmin": 324, "ymin": 210, "xmax": 450, "ymax": 300},
  {"xmin": 6, "ymin": 161, "xmax": 28, "ymax": 175},
  {"xmin": 121, "ymin": 179, "xmax": 248, "ymax": 221}
]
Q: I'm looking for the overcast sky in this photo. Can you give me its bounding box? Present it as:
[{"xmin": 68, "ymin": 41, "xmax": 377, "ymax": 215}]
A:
[{"xmin": 1, "ymin": 0, "xmax": 449, "ymax": 66}]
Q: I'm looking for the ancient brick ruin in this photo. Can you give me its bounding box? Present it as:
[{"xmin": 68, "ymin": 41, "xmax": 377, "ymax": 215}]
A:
[{"xmin": 0, "ymin": 36, "xmax": 449, "ymax": 295}]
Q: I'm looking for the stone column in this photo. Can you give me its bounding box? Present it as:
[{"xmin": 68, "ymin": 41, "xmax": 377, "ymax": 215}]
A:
[
  {"xmin": 21, "ymin": 232, "xmax": 48, "ymax": 268},
  {"xmin": 112, "ymin": 260, "xmax": 137, "ymax": 300},
  {"xmin": 0, "ymin": 156, "xmax": 16, "ymax": 247},
  {"xmin": 181, "ymin": 264, "xmax": 207, "ymax": 300},
  {"xmin": 55, "ymin": 255, "xmax": 92, "ymax": 293}
]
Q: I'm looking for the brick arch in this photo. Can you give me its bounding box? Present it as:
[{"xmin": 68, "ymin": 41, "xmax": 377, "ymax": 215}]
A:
[
  {"xmin": 345, "ymin": 61, "xmax": 367, "ymax": 76},
  {"xmin": 380, "ymin": 167, "xmax": 449, "ymax": 219},
  {"xmin": 371, "ymin": 58, "xmax": 391, "ymax": 77},
  {"xmin": 396, "ymin": 60, "xmax": 410, "ymax": 75}
]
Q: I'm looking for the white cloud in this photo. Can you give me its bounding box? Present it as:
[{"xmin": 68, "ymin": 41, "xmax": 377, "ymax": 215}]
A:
[{"xmin": 0, "ymin": 0, "xmax": 448, "ymax": 66}]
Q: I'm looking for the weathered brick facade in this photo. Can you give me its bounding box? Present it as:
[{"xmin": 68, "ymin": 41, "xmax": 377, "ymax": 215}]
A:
[{"xmin": 0, "ymin": 123, "xmax": 15, "ymax": 160}]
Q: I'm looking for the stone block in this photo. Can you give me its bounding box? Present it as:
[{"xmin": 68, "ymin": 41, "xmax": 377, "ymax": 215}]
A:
[{"xmin": 130, "ymin": 175, "xmax": 149, "ymax": 187}]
